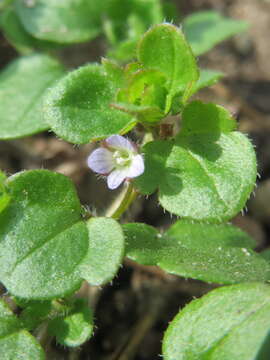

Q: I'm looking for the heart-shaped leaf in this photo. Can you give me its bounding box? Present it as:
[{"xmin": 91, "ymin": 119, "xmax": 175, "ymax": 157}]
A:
[
  {"xmin": 0, "ymin": 170, "xmax": 88, "ymax": 299},
  {"xmin": 0, "ymin": 300, "xmax": 45, "ymax": 359},
  {"xmin": 124, "ymin": 222, "xmax": 270, "ymax": 284},
  {"xmin": 163, "ymin": 283, "xmax": 270, "ymax": 360},
  {"xmin": 44, "ymin": 64, "xmax": 135, "ymax": 144},
  {"xmin": 0, "ymin": 54, "xmax": 65, "ymax": 139}
]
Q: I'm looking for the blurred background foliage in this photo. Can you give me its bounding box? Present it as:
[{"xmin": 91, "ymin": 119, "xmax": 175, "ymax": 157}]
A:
[{"xmin": 1, "ymin": 0, "xmax": 270, "ymax": 358}]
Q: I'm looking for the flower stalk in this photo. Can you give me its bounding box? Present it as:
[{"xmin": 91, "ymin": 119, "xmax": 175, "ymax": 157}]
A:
[{"xmin": 105, "ymin": 182, "xmax": 138, "ymax": 220}]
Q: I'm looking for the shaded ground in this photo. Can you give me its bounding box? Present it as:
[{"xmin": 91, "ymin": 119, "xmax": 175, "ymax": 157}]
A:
[{"xmin": 1, "ymin": 0, "xmax": 270, "ymax": 358}]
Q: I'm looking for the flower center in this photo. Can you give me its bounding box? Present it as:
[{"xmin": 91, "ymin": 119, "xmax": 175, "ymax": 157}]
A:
[{"xmin": 113, "ymin": 149, "xmax": 132, "ymax": 168}]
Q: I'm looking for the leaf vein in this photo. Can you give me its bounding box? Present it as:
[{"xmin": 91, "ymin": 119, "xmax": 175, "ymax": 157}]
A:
[
  {"xmin": 10, "ymin": 220, "xmax": 81, "ymax": 273},
  {"xmin": 186, "ymin": 148, "xmax": 229, "ymax": 211}
]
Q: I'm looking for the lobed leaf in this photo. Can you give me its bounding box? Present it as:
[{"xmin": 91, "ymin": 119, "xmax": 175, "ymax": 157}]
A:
[
  {"xmin": 135, "ymin": 102, "xmax": 256, "ymax": 222},
  {"xmin": 14, "ymin": 0, "xmax": 101, "ymax": 44},
  {"xmin": 183, "ymin": 10, "xmax": 249, "ymax": 56},
  {"xmin": 163, "ymin": 283, "xmax": 270, "ymax": 360},
  {"xmin": 48, "ymin": 299, "xmax": 93, "ymax": 347},
  {"xmin": 0, "ymin": 170, "xmax": 88, "ymax": 299},
  {"xmin": 79, "ymin": 217, "xmax": 125, "ymax": 286},
  {"xmin": 124, "ymin": 222, "xmax": 270, "ymax": 284},
  {"xmin": 0, "ymin": 300, "xmax": 45, "ymax": 359},
  {"xmin": 0, "ymin": 54, "xmax": 65, "ymax": 139},
  {"xmin": 44, "ymin": 64, "xmax": 135, "ymax": 144}
]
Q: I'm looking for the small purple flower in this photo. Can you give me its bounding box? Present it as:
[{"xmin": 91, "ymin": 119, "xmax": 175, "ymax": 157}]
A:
[{"xmin": 87, "ymin": 135, "xmax": 144, "ymax": 190}]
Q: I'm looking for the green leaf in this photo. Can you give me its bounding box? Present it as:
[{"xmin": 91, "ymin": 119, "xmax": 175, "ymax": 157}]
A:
[
  {"xmin": 0, "ymin": 171, "xmax": 10, "ymax": 213},
  {"xmin": 104, "ymin": 0, "xmax": 164, "ymax": 62},
  {"xmin": 166, "ymin": 220, "xmax": 257, "ymax": 250},
  {"xmin": 261, "ymin": 249, "xmax": 270, "ymax": 262},
  {"xmin": 183, "ymin": 10, "xmax": 249, "ymax": 56},
  {"xmin": 79, "ymin": 217, "xmax": 125, "ymax": 286},
  {"xmin": 0, "ymin": 300, "xmax": 22, "ymax": 338},
  {"xmin": 181, "ymin": 101, "xmax": 237, "ymax": 135},
  {"xmin": 163, "ymin": 283, "xmax": 270, "ymax": 360},
  {"xmin": 12, "ymin": 297, "xmax": 33, "ymax": 309},
  {"xmin": 137, "ymin": 23, "xmax": 199, "ymax": 111},
  {"xmin": 103, "ymin": 0, "xmax": 134, "ymax": 44},
  {"xmin": 190, "ymin": 69, "xmax": 224, "ymax": 96},
  {"xmin": 14, "ymin": 0, "xmax": 101, "ymax": 44},
  {"xmin": 107, "ymin": 39, "xmax": 138, "ymax": 62},
  {"xmin": 123, "ymin": 62, "xmax": 143, "ymax": 81},
  {"xmin": 124, "ymin": 222, "xmax": 270, "ymax": 284},
  {"xmin": 112, "ymin": 102, "xmax": 164, "ymax": 123},
  {"xmin": 0, "ymin": 54, "xmax": 65, "ymax": 140},
  {"xmin": 20, "ymin": 301, "xmax": 52, "ymax": 330},
  {"xmin": 102, "ymin": 58, "xmax": 125, "ymax": 87},
  {"xmin": 0, "ymin": 8, "xmax": 60, "ymax": 54},
  {"xmin": 0, "ymin": 170, "xmax": 89, "ymax": 299},
  {"xmin": 133, "ymin": 0, "xmax": 163, "ymax": 28},
  {"xmin": 114, "ymin": 68, "xmax": 167, "ymax": 123},
  {"xmin": 135, "ymin": 103, "xmax": 256, "ymax": 222},
  {"xmin": 48, "ymin": 299, "xmax": 93, "ymax": 347},
  {"xmin": 0, "ymin": 299, "xmax": 45, "ymax": 359},
  {"xmin": 44, "ymin": 64, "xmax": 135, "ymax": 144},
  {"xmin": 117, "ymin": 69, "xmax": 166, "ymax": 108}
]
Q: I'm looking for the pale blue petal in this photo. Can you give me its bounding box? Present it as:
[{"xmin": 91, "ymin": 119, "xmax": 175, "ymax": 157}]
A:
[
  {"xmin": 106, "ymin": 135, "xmax": 135, "ymax": 151},
  {"xmin": 87, "ymin": 148, "xmax": 114, "ymax": 174},
  {"xmin": 107, "ymin": 169, "xmax": 127, "ymax": 189},
  {"xmin": 126, "ymin": 154, "xmax": 144, "ymax": 178}
]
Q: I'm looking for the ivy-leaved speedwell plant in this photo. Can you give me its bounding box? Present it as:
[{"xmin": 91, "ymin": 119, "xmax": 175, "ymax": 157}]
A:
[{"xmin": 0, "ymin": 0, "xmax": 269, "ymax": 359}]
